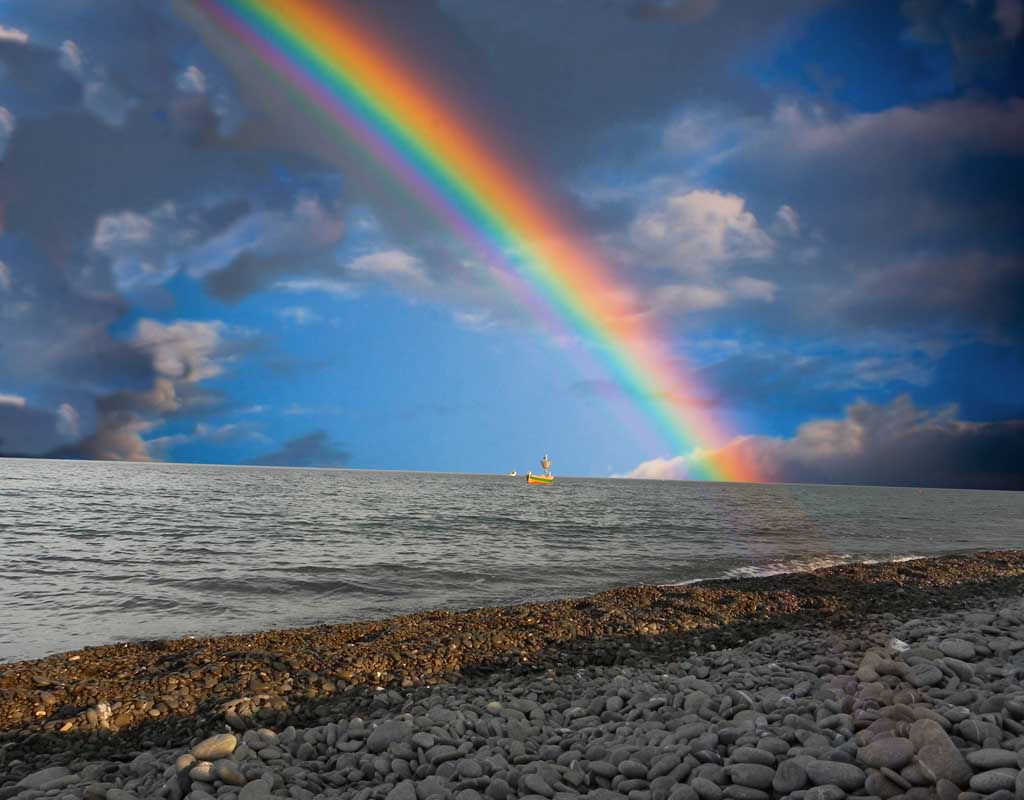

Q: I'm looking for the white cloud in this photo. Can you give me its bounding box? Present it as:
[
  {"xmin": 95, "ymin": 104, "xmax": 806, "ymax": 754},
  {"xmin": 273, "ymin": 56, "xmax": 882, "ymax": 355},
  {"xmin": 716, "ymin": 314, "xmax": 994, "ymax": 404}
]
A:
[
  {"xmin": 651, "ymin": 284, "xmax": 729, "ymax": 315},
  {"xmin": 0, "ymin": 25, "xmax": 29, "ymax": 44},
  {"xmin": 275, "ymin": 278, "xmax": 354, "ymax": 297},
  {"xmin": 453, "ymin": 310, "xmax": 495, "ymax": 331},
  {"xmin": 176, "ymin": 65, "xmax": 207, "ymax": 94},
  {"xmin": 629, "ymin": 190, "xmax": 774, "ymax": 274},
  {"xmin": 0, "ymin": 107, "xmax": 15, "ymax": 159},
  {"xmin": 58, "ymin": 40, "xmax": 84, "ymax": 78},
  {"xmin": 93, "ymin": 209, "xmax": 159, "ymax": 252},
  {"xmin": 132, "ymin": 319, "xmax": 228, "ymax": 382},
  {"xmin": 56, "ymin": 403, "xmax": 80, "ymax": 439},
  {"xmin": 348, "ymin": 249, "xmax": 431, "ymax": 288},
  {"xmin": 730, "ymin": 276, "xmax": 777, "ymax": 302},
  {"xmin": 0, "ymin": 393, "xmax": 27, "ymax": 407},
  {"xmin": 994, "ymin": 0, "xmax": 1023, "ymax": 39},
  {"xmin": 772, "ymin": 205, "xmax": 800, "ymax": 238},
  {"xmin": 0, "ymin": 261, "xmax": 11, "ymax": 292},
  {"xmin": 277, "ymin": 306, "xmax": 321, "ymax": 325},
  {"xmin": 57, "ymin": 39, "xmax": 136, "ymax": 127}
]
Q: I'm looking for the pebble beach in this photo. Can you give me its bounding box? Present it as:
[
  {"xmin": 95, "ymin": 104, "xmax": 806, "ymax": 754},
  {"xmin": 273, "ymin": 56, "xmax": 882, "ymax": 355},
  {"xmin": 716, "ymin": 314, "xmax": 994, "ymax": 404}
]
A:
[{"xmin": 2, "ymin": 550, "xmax": 1023, "ymax": 800}]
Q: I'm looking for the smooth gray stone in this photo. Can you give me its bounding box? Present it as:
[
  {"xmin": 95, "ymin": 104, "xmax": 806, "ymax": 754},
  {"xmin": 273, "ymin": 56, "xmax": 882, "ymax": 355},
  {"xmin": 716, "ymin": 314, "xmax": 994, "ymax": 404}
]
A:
[
  {"xmin": 907, "ymin": 663, "xmax": 943, "ymax": 689},
  {"xmin": 804, "ymin": 761, "xmax": 866, "ymax": 792},
  {"xmin": 730, "ymin": 748, "xmax": 775, "ymax": 767},
  {"xmin": 368, "ymin": 721, "xmax": 414, "ymax": 754},
  {"xmin": 239, "ymin": 779, "xmax": 272, "ymax": 800},
  {"xmin": 722, "ymin": 786, "xmax": 768, "ymax": 800},
  {"xmin": 691, "ymin": 777, "xmax": 724, "ymax": 800},
  {"xmin": 805, "ymin": 785, "xmax": 846, "ymax": 800},
  {"xmin": 524, "ymin": 772, "xmax": 555, "ymax": 797},
  {"xmin": 968, "ymin": 769, "xmax": 1019, "ymax": 794},
  {"xmin": 967, "ymin": 750, "xmax": 1020, "ymax": 770},
  {"xmin": 214, "ymin": 759, "xmax": 248, "ymax": 786},
  {"xmin": 16, "ymin": 766, "xmax": 72, "ymax": 788},
  {"xmin": 857, "ymin": 739, "xmax": 915, "ymax": 771},
  {"xmin": 938, "ymin": 639, "xmax": 976, "ymax": 661},
  {"xmin": 909, "ymin": 720, "xmax": 973, "ymax": 786},
  {"xmin": 726, "ymin": 764, "xmax": 775, "ymax": 790},
  {"xmin": 773, "ymin": 761, "xmax": 807, "ymax": 795},
  {"xmin": 864, "ymin": 770, "xmax": 903, "ymax": 799}
]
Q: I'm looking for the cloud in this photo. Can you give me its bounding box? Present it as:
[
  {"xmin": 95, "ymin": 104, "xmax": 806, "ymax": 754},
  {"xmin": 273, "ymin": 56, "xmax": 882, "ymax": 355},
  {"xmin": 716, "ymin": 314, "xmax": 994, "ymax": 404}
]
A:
[
  {"xmin": 146, "ymin": 420, "xmax": 267, "ymax": 458},
  {"xmin": 251, "ymin": 430, "xmax": 350, "ymax": 467},
  {"xmin": 132, "ymin": 318, "xmax": 228, "ymax": 383},
  {"xmin": 730, "ymin": 276, "xmax": 778, "ymax": 302},
  {"xmin": 277, "ymin": 306, "xmax": 321, "ymax": 326},
  {"xmin": 0, "ymin": 262, "xmax": 10, "ymax": 291},
  {"xmin": 0, "ymin": 398, "xmax": 81, "ymax": 456},
  {"xmin": 57, "ymin": 39, "xmax": 137, "ymax": 126},
  {"xmin": 629, "ymin": 190, "xmax": 774, "ymax": 274},
  {"xmin": 0, "ymin": 25, "xmax": 29, "ymax": 44},
  {"xmin": 624, "ymin": 395, "xmax": 1024, "ymax": 489},
  {"xmin": 55, "ymin": 403, "xmax": 80, "ymax": 439},
  {"xmin": 830, "ymin": 251, "xmax": 1024, "ymax": 340},
  {"xmin": 650, "ymin": 284, "xmax": 730, "ymax": 315},
  {"xmin": 0, "ymin": 106, "xmax": 14, "ymax": 158},
  {"xmin": 348, "ymin": 249, "xmax": 431, "ymax": 289},
  {"xmin": 176, "ymin": 65, "xmax": 207, "ymax": 94},
  {"xmin": 275, "ymin": 278, "xmax": 354, "ymax": 297},
  {"xmin": 63, "ymin": 413, "xmax": 156, "ymax": 462},
  {"xmin": 652, "ymin": 97, "xmax": 1024, "ymax": 349},
  {"xmin": 87, "ymin": 192, "xmax": 348, "ymax": 300},
  {"xmin": 771, "ymin": 205, "xmax": 800, "ymax": 238},
  {"xmin": 902, "ymin": 0, "xmax": 1022, "ymax": 84},
  {"xmin": 453, "ymin": 310, "xmax": 495, "ymax": 331},
  {"xmin": 50, "ymin": 318, "xmax": 240, "ymax": 463},
  {"xmin": 630, "ymin": 0, "xmax": 720, "ymax": 23},
  {"xmin": 994, "ymin": 0, "xmax": 1023, "ymax": 39}
]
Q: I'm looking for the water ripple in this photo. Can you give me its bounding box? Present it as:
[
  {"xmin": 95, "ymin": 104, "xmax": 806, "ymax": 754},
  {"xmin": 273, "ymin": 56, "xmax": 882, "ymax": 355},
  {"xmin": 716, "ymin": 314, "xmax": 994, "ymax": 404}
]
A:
[{"xmin": 2, "ymin": 458, "xmax": 1023, "ymax": 662}]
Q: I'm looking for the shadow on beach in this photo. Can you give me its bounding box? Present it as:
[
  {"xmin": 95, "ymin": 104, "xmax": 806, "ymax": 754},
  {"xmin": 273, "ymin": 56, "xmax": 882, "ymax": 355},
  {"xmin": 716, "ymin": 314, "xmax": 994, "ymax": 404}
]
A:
[{"xmin": 2, "ymin": 550, "xmax": 1023, "ymax": 772}]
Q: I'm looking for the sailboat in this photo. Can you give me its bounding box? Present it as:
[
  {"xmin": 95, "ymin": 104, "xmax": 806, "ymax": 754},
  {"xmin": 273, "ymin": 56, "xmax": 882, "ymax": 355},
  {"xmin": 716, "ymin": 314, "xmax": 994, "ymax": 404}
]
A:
[{"xmin": 526, "ymin": 454, "xmax": 554, "ymax": 485}]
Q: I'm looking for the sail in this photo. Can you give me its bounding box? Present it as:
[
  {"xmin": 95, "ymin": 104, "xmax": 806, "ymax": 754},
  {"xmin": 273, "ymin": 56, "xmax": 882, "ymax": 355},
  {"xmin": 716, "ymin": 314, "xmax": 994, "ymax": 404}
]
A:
[{"xmin": 540, "ymin": 455, "xmax": 552, "ymax": 471}]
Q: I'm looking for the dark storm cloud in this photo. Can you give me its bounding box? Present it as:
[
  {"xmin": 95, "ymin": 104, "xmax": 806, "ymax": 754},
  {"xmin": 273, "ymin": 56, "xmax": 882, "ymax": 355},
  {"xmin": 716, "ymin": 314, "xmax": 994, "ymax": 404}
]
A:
[
  {"xmin": 629, "ymin": 395, "xmax": 1024, "ymax": 490},
  {"xmin": 0, "ymin": 400, "xmax": 70, "ymax": 456},
  {"xmin": 902, "ymin": 0, "xmax": 1024, "ymax": 89},
  {"xmin": 636, "ymin": 96, "xmax": 1024, "ymax": 350},
  {"xmin": 251, "ymin": 430, "xmax": 350, "ymax": 468}
]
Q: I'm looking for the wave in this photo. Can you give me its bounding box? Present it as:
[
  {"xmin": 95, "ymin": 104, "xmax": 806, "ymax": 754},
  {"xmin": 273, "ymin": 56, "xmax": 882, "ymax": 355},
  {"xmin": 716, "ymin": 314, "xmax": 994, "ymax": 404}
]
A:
[{"xmin": 665, "ymin": 553, "xmax": 926, "ymax": 586}]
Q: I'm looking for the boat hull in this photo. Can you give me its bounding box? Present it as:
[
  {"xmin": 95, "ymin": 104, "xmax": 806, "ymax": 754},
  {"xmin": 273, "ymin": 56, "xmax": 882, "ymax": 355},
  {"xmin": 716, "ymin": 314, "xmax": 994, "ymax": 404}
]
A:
[{"xmin": 527, "ymin": 474, "xmax": 554, "ymax": 485}]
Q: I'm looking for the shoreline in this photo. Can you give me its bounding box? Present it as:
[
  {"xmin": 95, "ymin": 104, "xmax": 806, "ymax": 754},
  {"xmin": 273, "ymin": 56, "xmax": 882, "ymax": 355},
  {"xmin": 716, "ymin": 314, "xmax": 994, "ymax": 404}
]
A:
[{"xmin": 2, "ymin": 551, "xmax": 1023, "ymax": 761}]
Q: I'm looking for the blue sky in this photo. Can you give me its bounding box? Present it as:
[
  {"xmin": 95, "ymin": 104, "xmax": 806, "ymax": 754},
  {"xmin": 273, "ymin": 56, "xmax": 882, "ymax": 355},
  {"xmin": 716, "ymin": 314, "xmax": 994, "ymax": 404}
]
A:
[{"xmin": 0, "ymin": 0, "xmax": 1022, "ymax": 488}]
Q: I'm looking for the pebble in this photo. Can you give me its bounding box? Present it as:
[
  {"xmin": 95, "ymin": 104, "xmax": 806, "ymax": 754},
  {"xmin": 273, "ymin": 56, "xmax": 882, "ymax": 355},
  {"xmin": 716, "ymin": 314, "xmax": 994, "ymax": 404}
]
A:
[
  {"xmin": 804, "ymin": 760, "xmax": 866, "ymax": 792},
  {"xmin": 966, "ymin": 750, "xmax": 1021, "ymax": 770},
  {"xmin": 238, "ymin": 779, "xmax": 272, "ymax": 800},
  {"xmin": 192, "ymin": 733, "xmax": 238, "ymax": 761},
  {"xmin": 968, "ymin": 769, "xmax": 1019, "ymax": 794},
  {"xmin": 4, "ymin": 560, "xmax": 1024, "ymax": 800},
  {"xmin": 857, "ymin": 738, "xmax": 915, "ymax": 770},
  {"xmin": 726, "ymin": 763, "xmax": 776, "ymax": 789},
  {"xmin": 939, "ymin": 638, "xmax": 976, "ymax": 661}
]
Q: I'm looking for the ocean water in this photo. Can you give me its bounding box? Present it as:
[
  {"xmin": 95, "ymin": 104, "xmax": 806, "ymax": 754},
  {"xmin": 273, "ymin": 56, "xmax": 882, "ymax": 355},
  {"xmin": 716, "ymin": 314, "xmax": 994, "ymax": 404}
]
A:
[{"xmin": 2, "ymin": 458, "xmax": 1023, "ymax": 663}]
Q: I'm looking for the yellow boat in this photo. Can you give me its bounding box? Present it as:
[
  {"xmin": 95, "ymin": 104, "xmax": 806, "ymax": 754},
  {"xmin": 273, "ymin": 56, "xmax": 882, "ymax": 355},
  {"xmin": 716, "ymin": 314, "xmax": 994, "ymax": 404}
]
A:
[{"xmin": 526, "ymin": 455, "xmax": 554, "ymax": 485}]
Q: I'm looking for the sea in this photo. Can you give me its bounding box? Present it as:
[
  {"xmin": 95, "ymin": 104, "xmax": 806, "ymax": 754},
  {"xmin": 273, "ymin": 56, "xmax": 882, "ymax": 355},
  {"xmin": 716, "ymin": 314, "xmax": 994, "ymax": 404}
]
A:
[{"xmin": 2, "ymin": 458, "xmax": 1023, "ymax": 663}]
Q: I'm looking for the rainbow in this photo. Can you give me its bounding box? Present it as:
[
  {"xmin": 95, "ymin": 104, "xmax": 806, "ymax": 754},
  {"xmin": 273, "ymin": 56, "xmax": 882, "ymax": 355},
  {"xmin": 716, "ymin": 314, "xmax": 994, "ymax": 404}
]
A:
[{"xmin": 192, "ymin": 0, "xmax": 760, "ymax": 482}]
